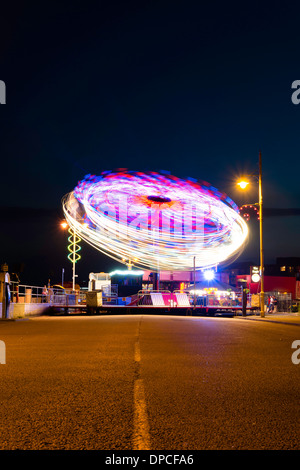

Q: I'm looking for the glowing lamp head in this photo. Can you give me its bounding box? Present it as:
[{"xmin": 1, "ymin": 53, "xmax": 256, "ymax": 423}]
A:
[
  {"xmin": 61, "ymin": 221, "xmax": 68, "ymax": 229},
  {"xmin": 203, "ymin": 270, "xmax": 215, "ymax": 281},
  {"xmin": 237, "ymin": 180, "xmax": 249, "ymax": 190},
  {"xmin": 251, "ymin": 273, "xmax": 261, "ymax": 283}
]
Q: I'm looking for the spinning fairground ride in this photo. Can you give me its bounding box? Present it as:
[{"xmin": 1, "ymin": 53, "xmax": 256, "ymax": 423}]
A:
[{"xmin": 62, "ymin": 170, "xmax": 248, "ymax": 275}]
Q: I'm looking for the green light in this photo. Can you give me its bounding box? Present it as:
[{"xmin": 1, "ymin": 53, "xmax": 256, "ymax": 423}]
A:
[{"xmin": 67, "ymin": 228, "xmax": 81, "ymax": 263}]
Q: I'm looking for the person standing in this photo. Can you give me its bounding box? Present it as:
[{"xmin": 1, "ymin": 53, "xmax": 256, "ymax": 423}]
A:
[{"xmin": 42, "ymin": 285, "xmax": 48, "ymax": 303}]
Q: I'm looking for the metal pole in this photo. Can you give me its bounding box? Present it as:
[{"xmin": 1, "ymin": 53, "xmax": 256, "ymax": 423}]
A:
[
  {"xmin": 193, "ymin": 256, "xmax": 196, "ymax": 309},
  {"xmin": 242, "ymin": 288, "xmax": 247, "ymax": 317},
  {"xmin": 72, "ymin": 230, "xmax": 76, "ymax": 292},
  {"xmin": 1, "ymin": 281, "xmax": 6, "ymax": 320},
  {"xmin": 259, "ymin": 151, "xmax": 265, "ymax": 317}
]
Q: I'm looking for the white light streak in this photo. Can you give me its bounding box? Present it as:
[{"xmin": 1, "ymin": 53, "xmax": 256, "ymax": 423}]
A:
[{"xmin": 62, "ymin": 171, "xmax": 248, "ymax": 271}]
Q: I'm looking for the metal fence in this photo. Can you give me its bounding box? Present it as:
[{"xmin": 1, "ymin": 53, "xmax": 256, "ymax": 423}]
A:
[
  {"xmin": 265, "ymin": 292, "xmax": 292, "ymax": 313},
  {"xmin": 9, "ymin": 283, "xmax": 119, "ymax": 307},
  {"xmin": 10, "ymin": 283, "xmax": 85, "ymax": 306},
  {"xmin": 134, "ymin": 290, "xmax": 253, "ymax": 310},
  {"xmin": 10, "ymin": 282, "xmax": 47, "ymax": 303},
  {"xmin": 101, "ymin": 284, "xmax": 118, "ymax": 304},
  {"xmin": 8, "ymin": 283, "xmax": 294, "ymax": 313}
]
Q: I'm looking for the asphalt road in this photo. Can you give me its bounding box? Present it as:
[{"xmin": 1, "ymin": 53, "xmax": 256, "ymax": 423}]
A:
[{"xmin": 0, "ymin": 314, "xmax": 299, "ymax": 451}]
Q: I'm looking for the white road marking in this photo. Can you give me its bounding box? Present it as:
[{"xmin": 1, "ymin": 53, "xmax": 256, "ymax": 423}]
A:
[{"xmin": 133, "ymin": 322, "xmax": 151, "ymax": 450}]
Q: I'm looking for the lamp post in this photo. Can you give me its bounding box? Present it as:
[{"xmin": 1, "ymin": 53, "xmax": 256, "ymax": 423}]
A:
[
  {"xmin": 237, "ymin": 150, "xmax": 265, "ymax": 317},
  {"xmin": 258, "ymin": 151, "xmax": 265, "ymax": 317},
  {"xmin": 193, "ymin": 256, "xmax": 196, "ymax": 309}
]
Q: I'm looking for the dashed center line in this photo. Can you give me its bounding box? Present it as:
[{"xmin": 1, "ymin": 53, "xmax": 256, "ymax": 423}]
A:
[
  {"xmin": 133, "ymin": 319, "xmax": 151, "ymax": 450},
  {"xmin": 134, "ymin": 341, "xmax": 141, "ymax": 363},
  {"xmin": 133, "ymin": 378, "xmax": 151, "ymax": 450}
]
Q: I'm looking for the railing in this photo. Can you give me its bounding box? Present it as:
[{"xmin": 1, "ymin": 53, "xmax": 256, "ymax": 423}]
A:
[
  {"xmin": 49, "ymin": 292, "xmax": 80, "ymax": 306},
  {"xmin": 187, "ymin": 293, "xmax": 252, "ymax": 309},
  {"xmin": 9, "ymin": 283, "xmax": 117, "ymax": 307},
  {"xmin": 135, "ymin": 290, "xmax": 243, "ymax": 309},
  {"xmin": 101, "ymin": 284, "xmax": 118, "ymax": 304},
  {"xmin": 265, "ymin": 292, "xmax": 292, "ymax": 313},
  {"xmin": 8, "ymin": 283, "xmax": 294, "ymax": 313},
  {"xmin": 9, "ymin": 283, "xmax": 86, "ymax": 306},
  {"xmin": 135, "ymin": 289, "xmax": 259, "ymax": 310},
  {"xmin": 136, "ymin": 290, "xmax": 170, "ymax": 306},
  {"xmin": 10, "ymin": 282, "xmax": 47, "ymax": 304}
]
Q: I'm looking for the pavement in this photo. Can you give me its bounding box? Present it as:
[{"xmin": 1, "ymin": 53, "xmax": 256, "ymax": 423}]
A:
[
  {"xmin": 1, "ymin": 312, "xmax": 299, "ymax": 450},
  {"xmin": 240, "ymin": 311, "xmax": 300, "ymax": 325}
]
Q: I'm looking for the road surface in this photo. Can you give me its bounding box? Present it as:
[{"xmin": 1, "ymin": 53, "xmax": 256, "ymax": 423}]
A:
[{"xmin": 0, "ymin": 314, "xmax": 299, "ymax": 450}]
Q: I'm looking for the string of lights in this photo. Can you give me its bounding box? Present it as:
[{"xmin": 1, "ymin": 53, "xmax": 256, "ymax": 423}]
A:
[
  {"xmin": 239, "ymin": 204, "xmax": 260, "ymax": 221},
  {"xmin": 62, "ymin": 170, "xmax": 248, "ymax": 271}
]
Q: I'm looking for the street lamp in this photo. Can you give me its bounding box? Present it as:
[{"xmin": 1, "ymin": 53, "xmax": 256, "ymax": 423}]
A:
[
  {"xmin": 237, "ymin": 180, "xmax": 249, "ymax": 190},
  {"xmin": 237, "ymin": 151, "xmax": 265, "ymax": 317}
]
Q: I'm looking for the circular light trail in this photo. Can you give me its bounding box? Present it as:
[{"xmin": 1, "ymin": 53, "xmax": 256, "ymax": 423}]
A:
[{"xmin": 62, "ymin": 170, "xmax": 248, "ymax": 271}]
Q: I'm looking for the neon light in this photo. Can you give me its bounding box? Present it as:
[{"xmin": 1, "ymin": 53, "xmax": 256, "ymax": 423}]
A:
[
  {"xmin": 67, "ymin": 228, "xmax": 81, "ymax": 264},
  {"xmin": 239, "ymin": 205, "xmax": 259, "ymax": 221},
  {"xmin": 109, "ymin": 270, "xmax": 144, "ymax": 276},
  {"xmin": 62, "ymin": 170, "xmax": 248, "ymax": 271}
]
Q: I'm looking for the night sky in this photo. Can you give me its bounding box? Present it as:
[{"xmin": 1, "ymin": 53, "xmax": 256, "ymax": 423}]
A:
[{"xmin": 1, "ymin": 0, "xmax": 300, "ymax": 286}]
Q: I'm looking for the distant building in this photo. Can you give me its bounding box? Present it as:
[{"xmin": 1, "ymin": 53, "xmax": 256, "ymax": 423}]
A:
[
  {"xmin": 142, "ymin": 269, "xmax": 234, "ymax": 293},
  {"xmin": 230, "ymin": 257, "xmax": 300, "ymax": 299},
  {"xmin": 276, "ymin": 257, "xmax": 300, "ymax": 279}
]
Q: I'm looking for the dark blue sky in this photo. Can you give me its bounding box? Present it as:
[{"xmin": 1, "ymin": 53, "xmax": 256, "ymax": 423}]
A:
[{"xmin": 1, "ymin": 0, "xmax": 300, "ymax": 285}]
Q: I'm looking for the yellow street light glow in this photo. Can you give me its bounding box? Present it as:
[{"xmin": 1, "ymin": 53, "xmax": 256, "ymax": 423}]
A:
[
  {"xmin": 61, "ymin": 221, "xmax": 68, "ymax": 229},
  {"xmin": 237, "ymin": 181, "xmax": 249, "ymax": 190}
]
